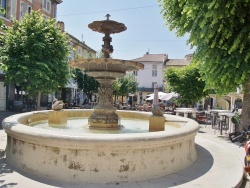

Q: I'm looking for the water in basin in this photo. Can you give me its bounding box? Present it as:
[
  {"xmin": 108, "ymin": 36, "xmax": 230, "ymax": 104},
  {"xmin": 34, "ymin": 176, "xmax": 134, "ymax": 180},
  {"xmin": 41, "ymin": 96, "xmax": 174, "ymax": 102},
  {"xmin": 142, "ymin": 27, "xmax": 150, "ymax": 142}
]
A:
[{"xmin": 31, "ymin": 118, "xmax": 180, "ymax": 134}]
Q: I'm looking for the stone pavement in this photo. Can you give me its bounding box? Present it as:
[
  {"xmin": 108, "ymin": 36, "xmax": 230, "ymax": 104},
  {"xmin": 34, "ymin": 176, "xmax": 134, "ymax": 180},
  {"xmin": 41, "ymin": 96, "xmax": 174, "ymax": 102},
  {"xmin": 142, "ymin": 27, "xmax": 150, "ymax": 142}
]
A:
[{"xmin": 0, "ymin": 111, "xmax": 250, "ymax": 188}]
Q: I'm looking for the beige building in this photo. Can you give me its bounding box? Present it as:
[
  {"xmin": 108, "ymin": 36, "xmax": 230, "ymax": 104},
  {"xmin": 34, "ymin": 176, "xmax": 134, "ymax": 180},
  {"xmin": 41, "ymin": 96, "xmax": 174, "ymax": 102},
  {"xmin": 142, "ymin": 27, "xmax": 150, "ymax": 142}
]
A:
[
  {"xmin": 0, "ymin": 0, "xmax": 63, "ymax": 110},
  {"xmin": 62, "ymin": 32, "xmax": 96, "ymax": 105},
  {"xmin": 0, "ymin": 0, "xmax": 96, "ymax": 110},
  {"xmin": 1, "ymin": 0, "xmax": 62, "ymax": 27},
  {"xmin": 128, "ymin": 53, "xmax": 191, "ymax": 105}
]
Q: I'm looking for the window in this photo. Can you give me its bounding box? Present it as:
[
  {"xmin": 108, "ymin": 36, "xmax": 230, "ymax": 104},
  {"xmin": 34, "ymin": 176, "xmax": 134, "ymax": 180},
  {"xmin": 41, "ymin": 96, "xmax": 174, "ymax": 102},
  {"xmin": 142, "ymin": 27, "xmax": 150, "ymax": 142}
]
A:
[
  {"xmin": 152, "ymin": 82, "xmax": 157, "ymax": 88},
  {"xmin": 133, "ymin": 71, "xmax": 138, "ymax": 76},
  {"xmin": 0, "ymin": 0, "xmax": 11, "ymax": 19},
  {"xmin": 0, "ymin": 0, "xmax": 7, "ymax": 13},
  {"xmin": 84, "ymin": 49, "xmax": 87, "ymax": 58},
  {"xmin": 68, "ymin": 42, "xmax": 75, "ymax": 60},
  {"xmin": 42, "ymin": 0, "xmax": 51, "ymax": 12},
  {"xmin": 20, "ymin": 2, "xmax": 32, "ymax": 20},
  {"xmin": 78, "ymin": 47, "xmax": 82, "ymax": 55},
  {"xmin": 28, "ymin": 6, "xmax": 31, "ymax": 14},
  {"xmin": 152, "ymin": 70, "xmax": 157, "ymax": 77},
  {"xmin": 152, "ymin": 64, "xmax": 157, "ymax": 77}
]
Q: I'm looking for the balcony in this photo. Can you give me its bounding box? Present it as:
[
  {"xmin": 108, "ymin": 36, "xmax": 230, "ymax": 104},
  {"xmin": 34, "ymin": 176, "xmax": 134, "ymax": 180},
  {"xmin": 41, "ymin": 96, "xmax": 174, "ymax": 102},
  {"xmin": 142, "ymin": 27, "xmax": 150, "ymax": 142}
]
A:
[{"xmin": 138, "ymin": 87, "xmax": 163, "ymax": 92}]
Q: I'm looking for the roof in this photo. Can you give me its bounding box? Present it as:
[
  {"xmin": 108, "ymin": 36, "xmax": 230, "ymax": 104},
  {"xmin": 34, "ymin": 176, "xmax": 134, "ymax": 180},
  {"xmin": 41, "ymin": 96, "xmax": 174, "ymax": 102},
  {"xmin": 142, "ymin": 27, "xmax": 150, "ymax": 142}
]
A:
[
  {"xmin": 53, "ymin": 0, "xmax": 63, "ymax": 4},
  {"xmin": 68, "ymin": 33, "xmax": 96, "ymax": 53},
  {"xmin": 164, "ymin": 59, "xmax": 190, "ymax": 66},
  {"xmin": 164, "ymin": 54, "xmax": 193, "ymax": 66},
  {"xmin": 132, "ymin": 53, "xmax": 168, "ymax": 62}
]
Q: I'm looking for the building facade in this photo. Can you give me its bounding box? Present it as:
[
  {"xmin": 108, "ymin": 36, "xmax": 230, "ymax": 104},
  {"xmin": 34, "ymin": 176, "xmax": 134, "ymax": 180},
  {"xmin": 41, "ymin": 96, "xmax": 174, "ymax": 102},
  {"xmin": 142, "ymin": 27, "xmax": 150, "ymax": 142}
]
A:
[
  {"xmin": 125, "ymin": 53, "xmax": 192, "ymax": 106},
  {"xmin": 61, "ymin": 32, "xmax": 96, "ymax": 106},
  {"xmin": 0, "ymin": 0, "xmax": 63, "ymax": 110},
  {"xmin": 0, "ymin": 0, "xmax": 61, "ymax": 27},
  {"xmin": 129, "ymin": 53, "xmax": 168, "ymax": 104},
  {"xmin": 0, "ymin": 0, "xmax": 96, "ymax": 110}
]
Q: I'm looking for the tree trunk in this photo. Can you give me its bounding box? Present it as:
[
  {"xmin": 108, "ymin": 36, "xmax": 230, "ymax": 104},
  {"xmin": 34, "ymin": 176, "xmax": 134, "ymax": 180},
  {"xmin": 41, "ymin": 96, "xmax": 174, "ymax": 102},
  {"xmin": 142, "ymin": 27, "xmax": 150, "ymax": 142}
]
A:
[
  {"xmin": 239, "ymin": 80, "xmax": 250, "ymax": 130},
  {"xmin": 114, "ymin": 93, "xmax": 117, "ymax": 104},
  {"xmin": 36, "ymin": 91, "xmax": 41, "ymax": 110}
]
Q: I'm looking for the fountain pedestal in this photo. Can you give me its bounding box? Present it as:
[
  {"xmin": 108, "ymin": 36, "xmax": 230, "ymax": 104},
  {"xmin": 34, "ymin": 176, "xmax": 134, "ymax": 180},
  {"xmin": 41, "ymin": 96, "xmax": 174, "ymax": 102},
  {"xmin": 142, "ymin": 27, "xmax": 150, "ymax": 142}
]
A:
[
  {"xmin": 88, "ymin": 78, "xmax": 121, "ymax": 129},
  {"xmin": 149, "ymin": 115, "xmax": 165, "ymax": 132},
  {"xmin": 88, "ymin": 108, "xmax": 121, "ymax": 129},
  {"xmin": 48, "ymin": 110, "xmax": 67, "ymax": 126},
  {"xmin": 149, "ymin": 85, "xmax": 165, "ymax": 132}
]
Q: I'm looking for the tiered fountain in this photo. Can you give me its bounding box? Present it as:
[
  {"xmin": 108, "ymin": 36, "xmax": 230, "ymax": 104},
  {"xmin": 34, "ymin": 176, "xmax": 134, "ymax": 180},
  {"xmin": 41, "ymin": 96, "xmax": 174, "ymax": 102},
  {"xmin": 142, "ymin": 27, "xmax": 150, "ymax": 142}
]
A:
[
  {"xmin": 69, "ymin": 14, "xmax": 144, "ymax": 129},
  {"xmin": 2, "ymin": 15, "xmax": 199, "ymax": 184}
]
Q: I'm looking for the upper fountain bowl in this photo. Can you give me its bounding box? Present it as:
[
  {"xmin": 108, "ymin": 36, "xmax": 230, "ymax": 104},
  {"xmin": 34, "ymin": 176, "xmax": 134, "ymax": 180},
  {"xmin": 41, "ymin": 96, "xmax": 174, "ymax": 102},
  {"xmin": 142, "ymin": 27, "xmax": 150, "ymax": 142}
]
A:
[
  {"xmin": 68, "ymin": 58, "xmax": 144, "ymax": 79},
  {"xmin": 88, "ymin": 19, "xmax": 127, "ymax": 34}
]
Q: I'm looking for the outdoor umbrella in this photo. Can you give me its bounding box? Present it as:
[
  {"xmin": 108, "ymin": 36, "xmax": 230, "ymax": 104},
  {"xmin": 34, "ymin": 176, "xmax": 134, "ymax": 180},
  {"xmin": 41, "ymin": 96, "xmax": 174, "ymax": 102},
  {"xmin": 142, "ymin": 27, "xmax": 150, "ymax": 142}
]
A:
[
  {"xmin": 146, "ymin": 92, "xmax": 168, "ymax": 100},
  {"xmin": 161, "ymin": 92, "xmax": 178, "ymax": 101}
]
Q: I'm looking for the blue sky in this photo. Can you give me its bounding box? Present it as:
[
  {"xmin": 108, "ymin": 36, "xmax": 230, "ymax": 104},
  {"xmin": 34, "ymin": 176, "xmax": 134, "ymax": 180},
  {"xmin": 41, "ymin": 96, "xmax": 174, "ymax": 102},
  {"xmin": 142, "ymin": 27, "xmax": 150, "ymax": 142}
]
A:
[{"xmin": 57, "ymin": 0, "xmax": 194, "ymax": 60}]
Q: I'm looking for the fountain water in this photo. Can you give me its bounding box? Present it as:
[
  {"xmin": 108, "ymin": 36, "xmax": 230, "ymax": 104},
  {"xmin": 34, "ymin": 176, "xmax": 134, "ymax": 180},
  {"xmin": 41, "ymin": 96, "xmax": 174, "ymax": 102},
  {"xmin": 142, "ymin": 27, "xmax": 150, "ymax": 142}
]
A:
[{"xmin": 2, "ymin": 15, "xmax": 199, "ymax": 184}]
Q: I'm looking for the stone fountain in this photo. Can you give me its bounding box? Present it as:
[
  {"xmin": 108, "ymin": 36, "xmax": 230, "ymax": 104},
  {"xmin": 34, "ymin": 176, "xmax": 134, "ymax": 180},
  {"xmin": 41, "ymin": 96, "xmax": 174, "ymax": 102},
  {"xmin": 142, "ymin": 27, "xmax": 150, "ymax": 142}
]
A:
[
  {"xmin": 69, "ymin": 14, "xmax": 144, "ymax": 129},
  {"xmin": 2, "ymin": 15, "xmax": 199, "ymax": 184}
]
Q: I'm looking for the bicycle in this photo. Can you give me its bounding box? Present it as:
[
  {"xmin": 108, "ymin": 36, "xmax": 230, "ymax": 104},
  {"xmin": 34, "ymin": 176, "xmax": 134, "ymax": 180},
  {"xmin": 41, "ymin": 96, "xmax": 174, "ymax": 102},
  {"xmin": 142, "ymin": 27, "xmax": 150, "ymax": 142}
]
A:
[
  {"xmin": 229, "ymin": 125, "xmax": 250, "ymax": 174},
  {"xmin": 228, "ymin": 114, "xmax": 242, "ymax": 142}
]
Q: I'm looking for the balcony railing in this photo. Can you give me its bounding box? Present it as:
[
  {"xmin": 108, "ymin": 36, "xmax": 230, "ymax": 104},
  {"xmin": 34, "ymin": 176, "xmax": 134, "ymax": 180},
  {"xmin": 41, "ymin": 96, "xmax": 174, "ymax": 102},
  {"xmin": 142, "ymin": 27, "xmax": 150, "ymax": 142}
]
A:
[{"xmin": 138, "ymin": 87, "xmax": 163, "ymax": 92}]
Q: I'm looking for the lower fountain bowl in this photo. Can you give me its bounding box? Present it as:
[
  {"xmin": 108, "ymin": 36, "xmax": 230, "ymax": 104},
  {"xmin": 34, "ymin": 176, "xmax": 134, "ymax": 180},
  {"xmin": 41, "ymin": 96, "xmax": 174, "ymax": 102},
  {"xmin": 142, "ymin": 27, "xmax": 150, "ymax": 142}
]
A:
[{"xmin": 2, "ymin": 109, "xmax": 199, "ymax": 183}]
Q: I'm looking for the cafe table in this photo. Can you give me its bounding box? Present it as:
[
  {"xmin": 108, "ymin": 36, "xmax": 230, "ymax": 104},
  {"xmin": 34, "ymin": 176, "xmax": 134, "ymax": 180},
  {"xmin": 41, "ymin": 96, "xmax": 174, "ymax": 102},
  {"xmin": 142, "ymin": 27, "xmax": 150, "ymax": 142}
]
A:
[
  {"xmin": 208, "ymin": 109, "xmax": 231, "ymax": 129},
  {"xmin": 218, "ymin": 112, "xmax": 235, "ymax": 134}
]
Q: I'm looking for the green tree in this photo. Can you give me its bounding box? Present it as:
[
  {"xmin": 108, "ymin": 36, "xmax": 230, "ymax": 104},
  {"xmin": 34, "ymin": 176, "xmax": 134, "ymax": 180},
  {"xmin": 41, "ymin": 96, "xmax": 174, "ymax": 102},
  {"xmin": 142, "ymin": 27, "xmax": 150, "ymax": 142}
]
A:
[
  {"xmin": 74, "ymin": 68, "xmax": 99, "ymax": 98},
  {"xmin": 0, "ymin": 8, "xmax": 7, "ymax": 70},
  {"xmin": 165, "ymin": 64, "xmax": 210, "ymax": 107},
  {"xmin": 112, "ymin": 78, "xmax": 121, "ymax": 104},
  {"xmin": 112, "ymin": 75, "xmax": 138, "ymax": 103},
  {"xmin": 1, "ymin": 11, "xmax": 70, "ymax": 110},
  {"xmin": 158, "ymin": 0, "xmax": 250, "ymax": 128}
]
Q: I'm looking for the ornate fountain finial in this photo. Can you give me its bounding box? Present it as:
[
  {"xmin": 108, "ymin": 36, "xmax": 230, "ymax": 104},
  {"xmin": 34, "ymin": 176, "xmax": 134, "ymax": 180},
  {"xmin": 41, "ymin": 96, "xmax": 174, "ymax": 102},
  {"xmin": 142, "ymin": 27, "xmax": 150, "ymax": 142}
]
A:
[
  {"xmin": 106, "ymin": 14, "xmax": 110, "ymax": 20},
  {"xmin": 88, "ymin": 15, "xmax": 127, "ymax": 58}
]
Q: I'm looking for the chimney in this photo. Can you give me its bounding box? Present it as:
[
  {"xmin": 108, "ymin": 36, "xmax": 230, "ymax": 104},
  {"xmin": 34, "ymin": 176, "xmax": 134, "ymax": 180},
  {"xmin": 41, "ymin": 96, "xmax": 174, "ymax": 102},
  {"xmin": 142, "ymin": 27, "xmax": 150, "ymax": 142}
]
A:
[{"xmin": 57, "ymin": 21, "xmax": 65, "ymax": 32}]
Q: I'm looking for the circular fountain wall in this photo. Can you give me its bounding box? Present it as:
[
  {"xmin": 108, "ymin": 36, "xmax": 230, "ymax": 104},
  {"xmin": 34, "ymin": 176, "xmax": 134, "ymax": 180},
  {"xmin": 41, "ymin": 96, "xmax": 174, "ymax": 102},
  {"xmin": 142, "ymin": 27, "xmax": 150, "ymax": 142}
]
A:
[{"xmin": 3, "ymin": 109, "xmax": 199, "ymax": 183}]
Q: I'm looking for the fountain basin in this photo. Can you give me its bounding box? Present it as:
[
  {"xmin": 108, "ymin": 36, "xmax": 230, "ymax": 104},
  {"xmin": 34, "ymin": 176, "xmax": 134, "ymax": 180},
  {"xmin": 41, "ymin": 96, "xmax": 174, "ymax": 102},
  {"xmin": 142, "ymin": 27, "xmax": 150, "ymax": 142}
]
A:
[{"xmin": 2, "ymin": 109, "xmax": 199, "ymax": 183}]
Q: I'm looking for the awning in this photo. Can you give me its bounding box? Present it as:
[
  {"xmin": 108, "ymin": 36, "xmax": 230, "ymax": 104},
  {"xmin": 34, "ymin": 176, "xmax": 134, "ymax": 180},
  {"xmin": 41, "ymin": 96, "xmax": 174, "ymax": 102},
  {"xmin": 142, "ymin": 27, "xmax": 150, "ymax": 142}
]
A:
[
  {"xmin": 146, "ymin": 91, "xmax": 167, "ymax": 97},
  {"xmin": 146, "ymin": 92, "xmax": 178, "ymax": 101},
  {"xmin": 161, "ymin": 92, "xmax": 178, "ymax": 101}
]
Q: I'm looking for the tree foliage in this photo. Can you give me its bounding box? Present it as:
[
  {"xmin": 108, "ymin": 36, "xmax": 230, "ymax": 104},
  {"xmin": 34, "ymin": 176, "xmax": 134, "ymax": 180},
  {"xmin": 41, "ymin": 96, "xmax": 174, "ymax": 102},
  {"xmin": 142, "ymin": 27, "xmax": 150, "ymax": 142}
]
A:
[
  {"xmin": 112, "ymin": 75, "xmax": 138, "ymax": 102},
  {"xmin": 74, "ymin": 68, "xmax": 99, "ymax": 96},
  {"xmin": 165, "ymin": 64, "xmax": 210, "ymax": 106},
  {"xmin": 158, "ymin": 0, "xmax": 250, "ymax": 128},
  {"xmin": 158, "ymin": 0, "xmax": 250, "ymax": 93},
  {"xmin": 0, "ymin": 8, "xmax": 7, "ymax": 70},
  {"xmin": 0, "ymin": 11, "xmax": 70, "ymax": 109}
]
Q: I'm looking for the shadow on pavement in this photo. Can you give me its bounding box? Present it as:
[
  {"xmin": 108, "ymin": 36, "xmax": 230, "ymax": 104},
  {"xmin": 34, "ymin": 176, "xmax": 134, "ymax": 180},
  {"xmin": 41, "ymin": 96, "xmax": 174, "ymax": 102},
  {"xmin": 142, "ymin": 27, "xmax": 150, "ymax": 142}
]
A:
[{"xmin": 0, "ymin": 154, "xmax": 17, "ymax": 188}]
